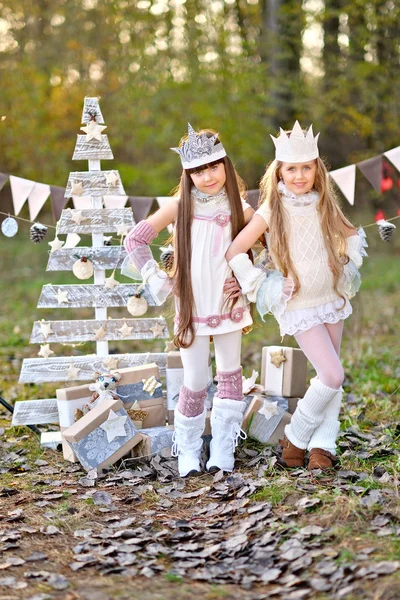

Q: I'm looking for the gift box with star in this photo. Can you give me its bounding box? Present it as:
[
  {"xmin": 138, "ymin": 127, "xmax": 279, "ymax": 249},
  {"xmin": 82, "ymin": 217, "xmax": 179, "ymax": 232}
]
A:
[
  {"xmin": 112, "ymin": 363, "xmax": 165, "ymax": 427},
  {"xmin": 62, "ymin": 398, "xmax": 143, "ymax": 471},
  {"xmin": 242, "ymin": 395, "xmax": 291, "ymax": 445},
  {"xmin": 260, "ymin": 346, "xmax": 307, "ymax": 398},
  {"xmin": 130, "ymin": 425, "xmax": 174, "ymax": 458},
  {"xmin": 56, "ymin": 383, "xmax": 93, "ymax": 462}
]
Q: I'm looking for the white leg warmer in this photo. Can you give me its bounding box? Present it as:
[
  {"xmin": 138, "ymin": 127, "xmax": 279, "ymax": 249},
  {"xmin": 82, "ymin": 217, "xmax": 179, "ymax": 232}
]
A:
[{"xmin": 307, "ymin": 387, "xmax": 343, "ymax": 454}]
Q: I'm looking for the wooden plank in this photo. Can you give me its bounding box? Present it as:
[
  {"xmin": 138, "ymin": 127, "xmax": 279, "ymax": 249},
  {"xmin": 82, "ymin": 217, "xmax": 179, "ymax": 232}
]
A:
[
  {"xmin": 30, "ymin": 318, "xmax": 169, "ymax": 343},
  {"xmin": 81, "ymin": 97, "xmax": 104, "ymax": 124},
  {"xmin": 19, "ymin": 353, "xmax": 167, "ymax": 383},
  {"xmin": 65, "ymin": 171, "xmax": 126, "ymax": 198},
  {"xmin": 72, "ymin": 134, "xmax": 114, "ymax": 161},
  {"xmin": 37, "ymin": 284, "xmax": 156, "ymax": 308},
  {"xmin": 57, "ymin": 208, "xmax": 134, "ymax": 234},
  {"xmin": 12, "ymin": 399, "xmax": 59, "ymax": 425},
  {"xmin": 46, "ymin": 246, "xmax": 128, "ymax": 271}
]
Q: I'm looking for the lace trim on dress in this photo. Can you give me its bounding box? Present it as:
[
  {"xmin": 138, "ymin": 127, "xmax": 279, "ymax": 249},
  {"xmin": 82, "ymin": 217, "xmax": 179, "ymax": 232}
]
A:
[
  {"xmin": 191, "ymin": 186, "xmax": 229, "ymax": 207},
  {"xmin": 279, "ymin": 297, "xmax": 352, "ymax": 337},
  {"xmin": 277, "ymin": 181, "xmax": 319, "ymax": 207}
]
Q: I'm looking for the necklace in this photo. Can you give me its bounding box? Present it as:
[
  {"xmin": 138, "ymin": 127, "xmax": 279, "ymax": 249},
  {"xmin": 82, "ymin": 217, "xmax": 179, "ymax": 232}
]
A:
[{"xmin": 191, "ymin": 187, "xmax": 228, "ymax": 205}]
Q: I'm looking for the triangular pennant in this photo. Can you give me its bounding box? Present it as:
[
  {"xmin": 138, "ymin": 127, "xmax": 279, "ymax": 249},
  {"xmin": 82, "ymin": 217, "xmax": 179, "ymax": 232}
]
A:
[
  {"xmin": 329, "ymin": 165, "xmax": 356, "ymax": 205},
  {"xmin": 247, "ymin": 189, "xmax": 260, "ymax": 210},
  {"xmin": 384, "ymin": 146, "xmax": 400, "ymax": 171},
  {"xmin": 50, "ymin": 185, "xmax": 68, "ymax": 221},
  {"xmin": 103, "ymin": 195, "xmax": 128, "ymax": 209},
  {"xmin": 0, "ymin": 172, "xmax": 9, "ymax": 192},
  {"xmin": 357, "ymin": 155, "xmax": 383, "ymax": 193},
  {"xmin": 73, "ymin": 197, "xmax": 92, "ymax": 209},
  {"xmin": 128, "ymin": 196, "xmax": 154, "ymax": 223},
  {"xmin": 9, "ymin": 175, "xmax": 35, "ymax": 215},
  {"xmin": 64, "ymin": 233, "xmax": 81, "ymax": 248},
  {"xmin": 28, "ymin": 182, "xmax": 51, "ymax": 221}
]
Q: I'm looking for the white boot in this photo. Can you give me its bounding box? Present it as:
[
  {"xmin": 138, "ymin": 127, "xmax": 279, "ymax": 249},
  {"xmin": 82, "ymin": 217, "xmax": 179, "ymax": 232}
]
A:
[
  {"xmin": 206, "ymin": 397, "xmax": 247, "ymax": 473},
  {"xmin": 307, "ymin": 387, "xmax": 343, "ymax": 454},
  {"xmin": 171, "ymin": 407, "xmax": 206, "ymax": 477},
  {"xmin": 284, "ymin": 378, "xmax": 339, "ymax": 449}
]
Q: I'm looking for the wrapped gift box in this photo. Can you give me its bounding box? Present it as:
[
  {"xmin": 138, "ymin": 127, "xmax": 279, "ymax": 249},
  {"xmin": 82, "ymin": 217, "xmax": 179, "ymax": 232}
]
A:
[
  {"xmin": 242, "ymin": 395, "xmax": 291, "ymax": 445},
  {"xmin": 56, "ymin": 383, "xmax": 92, "ymax": 462},
  {"xmin": 130, "ymin": 425, "xmax": 174, "ymax": 458},
  {"xmin": 63, "ymin": 399, "xmax": 142, "ymax": 471},
  {"xmin": 166, "ymin": 351, "xmax": 213, "ymax": 424},
  {"xmin": 260, "ymin": 346, "xmax": 307, "ymax": 398}
]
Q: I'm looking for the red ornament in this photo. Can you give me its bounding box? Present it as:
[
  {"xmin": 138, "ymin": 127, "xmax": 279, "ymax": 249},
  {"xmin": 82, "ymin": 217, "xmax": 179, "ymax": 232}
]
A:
[
  {"xmin": 381, "ymin": 177, "xmax": 393, "ymax": 193},
  {"xmin": 374, "ymin": 209, "xmax": 386, "ymax": 222}
]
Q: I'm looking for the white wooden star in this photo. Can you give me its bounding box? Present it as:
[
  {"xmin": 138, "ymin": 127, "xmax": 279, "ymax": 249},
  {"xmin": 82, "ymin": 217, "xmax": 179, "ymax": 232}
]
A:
[
  {"xmin": 48, "ymin": 237, "xmax": 65, "ymax": 253},
  {"xmin": 100, "ymin": 409, "xmax": 127, "ymax": 443},
  {"xmin": 164, "ymin": 340, "xmax": 176, "ymax": 352},
  {"xmin": 103, "ymin": 356, "xmax": 120, "ymax": 370},
  {"xmin": 105, "ymin": 171, "xmax": 119, "ymax": 186},
  {"xmin": 258, "ymin": 400, "xmax": 280, "ymax": 421},
  {"xmin": 95, "ymin": 324, "xmax": 107, "ymax": 341},
  {"xmin": 118, "ymin": 322, "xmax": 133, "ymax": 337},
  {"xmin": 70, "ymin": 210, "xmax": 84, "ymax": 225},
  {"xmin": 39, "ymin": 320, "xmax": 54, "ymax": 339},
  {"xmin": 104, "ymin": 272, "xmax": 120, "ymax": 290},
  {"xmin": 38, "ymin": 344, "xmax": 54, "ymax": 359},
  {"xmin": 71, "ymin": 181, "xmax": 84, "ymax": 196},
  {"xmin": 117, "ymin": 224, "xmax": 129, "ymax": 237},
  {"xmin": 56, "ymin": 288, "xmax": 69, "ymax": 305},
  {"xmin": 66, "ymin": 363, "xmax": 81, "ymax": 380},
  {"xmin": 80, "ymin": 120, "xmax": 107, "ymax": 141},
  {"xmin": 150, "ymin": 322, "xmax": 165, "ymax": 338}
]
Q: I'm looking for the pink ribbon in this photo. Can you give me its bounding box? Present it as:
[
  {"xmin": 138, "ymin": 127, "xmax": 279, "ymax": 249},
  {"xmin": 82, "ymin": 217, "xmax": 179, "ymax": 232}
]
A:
[{"xmin": 193, "ymin": 213, "xmax": 231, "ymax": 256}]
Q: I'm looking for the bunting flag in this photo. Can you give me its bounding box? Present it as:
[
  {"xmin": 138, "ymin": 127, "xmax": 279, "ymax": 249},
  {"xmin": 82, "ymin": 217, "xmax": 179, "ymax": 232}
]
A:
[
  {"xmin": 128, "ymin": 196, "xmax": 154, "ymax": 223},
  {"xmin": 0, "ymin": 172, "xmax": 8, "ymax": 192},
  {"xmin": 9, "ymin": 175, "xmax": 35, "ymax": 215},
  {"xmin": 357, "ymin": 155, "xmax": 383, "ymax": 194},
  {"xmin": 329, "ymin": 165, "xmax": 356, "ymax": 205},
  {"xmin": 27, "ymin": 182, "xmax": 51, "ymax": 221},
  {"xmin": 103, "ymin": 195, "xmax": 128, "ymax": 209},
  {"xmin": 50, "ymin": 185, "xmax": 68, "ymax": 221},
  {"xmin": 72, "ymin": 197, "xmax": 92, "ymax": 209},
  {"xmin": 247, "ymin": 189, "xmax": 260, "ymax": 209},
  {"xmin": 384, "ymin": 147, "xmax": 400, "ymax": 171}
]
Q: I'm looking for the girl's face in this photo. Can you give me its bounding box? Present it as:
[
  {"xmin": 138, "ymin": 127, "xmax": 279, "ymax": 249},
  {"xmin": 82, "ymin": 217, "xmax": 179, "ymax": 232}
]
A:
[
  {"xmin": 280, "ymin": 160, "xmax": 317, "ymax": 195},
  {"xmin": 190, "ymin": 162, "xmax": 226, "ymax": 195}
]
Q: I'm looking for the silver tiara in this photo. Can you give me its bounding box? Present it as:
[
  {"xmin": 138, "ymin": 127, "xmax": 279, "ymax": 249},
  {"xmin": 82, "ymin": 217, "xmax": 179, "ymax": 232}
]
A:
[{"xmin": 171, "ymin": 123, "xmax": 227, "ymax": 169}]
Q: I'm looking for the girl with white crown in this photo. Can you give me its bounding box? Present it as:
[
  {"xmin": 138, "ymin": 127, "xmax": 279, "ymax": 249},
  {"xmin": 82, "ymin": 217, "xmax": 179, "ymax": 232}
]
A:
[
  {"xmin": 122, "ymin": 125, "xmax": 254, "ymax": 477},
  {"xmin": 226, "ymin": 121, "xmax": 367, "ymax": 470}
]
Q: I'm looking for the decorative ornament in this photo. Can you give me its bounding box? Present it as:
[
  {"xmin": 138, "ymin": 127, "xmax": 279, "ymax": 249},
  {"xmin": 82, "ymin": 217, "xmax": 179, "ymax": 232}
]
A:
[
  {"xmin": 118, "ymin": 322, "xmax": 133, "ymax": 338},
  {"xmin": 29, "ymin": 222, "xmax": 48, "ymax": 244},
  {"xmin": 127, "ymin": 400, "xmax": 148, "ymax": 424},
  {"xmin": 150, "ymin": 322, "xmax": 165, "ymax": 338},
  {"xmin": 69, "ymin": 210, "xmax": 84, "ymax": 225},
  {"xmin": 38, "ymin": 344, "xmax": 54, "ymax": 359},
  {"xmin": 104, "ymin": 272, "xmax": 120, "ymax": 290},
  {"xmin": 376, "ymin": 219, "xmax": 396, "ymax": 242},
  {"xmin": 48, "ymin": 236, "xmax": 65, "ymax": 253},
  {"xmin": 103, "ymin": 356, "xmax": 120, "ymax": 371},
  {"xmin": 171, "ymin": 123, "xmax": 227, "ymax": 169},
  {"xmin": 160, "ymin": 245, "xmax": 174, "ymax": 273},
  {"xmin": 1, "ymin": 216, "xmax": 18, "ymax": 237},
  {"xmin": 242, "ymin": 370, "xmax": 259, "ymax": 395},
  {"xmin": 95, "ymin": 324, "xmax": 107, "ymax": 341},
  {"xmin": 73, "ymin": 256, "xmax": 94, "ymax": 280},
  {"xmin": 142, "ymin": 375, "xmax": 162, "ymax": 396},
  {"xmin": 56, "ymin": 288, "xmax": 69, "ymax": 305},
  {"xmin": 105, "ymin": 171, "xmax": 119, "ymax": 186},
  {"xmin": 127, "ymin": 293, "xmax": 148, "ymax": 316},
  {"xmin": 39, "ymin": 320, "xmax": 54, "ymax": 339},
  {"xmin": 66, "ymin": 363, "xmax": 81, "ymax": 380},
  {"xmin": 71, "ymin": 181, "xmax": 84, "ymax": 196},
  {"xmin": 117, "ymin": 224, "xmax": 129, "ymax": 237},
  {"xmin": 80, "ymin": 120, "xmax": 107, "ymax": 142},
  {"xmin": 103, "ymin": 236, "xmax": 112, "ymax": 246},
  {"xmin": 269, "ymin": 348, "xmax": 287, "ymax": 368},
  {"xmin": 99, "ymin": 409, "xmax": 127, "ymax": 443},
  {"xmin": 164, "ymin": 340, "xmax": 176, "ymax": 352},
  {"xmin": 258, "ymin": 400, "xmax": 280, "ymax": 421}
]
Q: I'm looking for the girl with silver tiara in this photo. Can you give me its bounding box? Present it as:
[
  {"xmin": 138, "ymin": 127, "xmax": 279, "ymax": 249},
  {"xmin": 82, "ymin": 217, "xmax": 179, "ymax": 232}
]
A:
[
  {"xmin": 122, "ymin": 125, "xmax": 254, "ymax": 477},
  {"xmin": 226, "ymin": 122, "xmax": 367, "ymax": 471}
]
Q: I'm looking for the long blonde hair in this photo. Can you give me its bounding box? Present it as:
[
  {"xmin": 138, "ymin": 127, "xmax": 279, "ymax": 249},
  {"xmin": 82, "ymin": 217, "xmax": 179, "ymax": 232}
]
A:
[
  {"xmin": 259, "ymin": 157, "xmax": 354, "ymax": 302},
  {"xmin": 171, "ymin": 129, "xmax": 248, "ymax": 348}
]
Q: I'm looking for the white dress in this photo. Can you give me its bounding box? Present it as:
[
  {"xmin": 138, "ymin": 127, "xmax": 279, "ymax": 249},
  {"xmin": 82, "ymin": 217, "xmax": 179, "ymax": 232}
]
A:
[{"xmin": 175, "ymin": 187, "xmax": 253, "ymax": 336}]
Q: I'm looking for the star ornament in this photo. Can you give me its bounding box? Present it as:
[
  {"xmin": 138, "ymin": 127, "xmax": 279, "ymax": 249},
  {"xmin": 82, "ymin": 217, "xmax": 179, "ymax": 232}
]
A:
[
  {"xmin": 117, "ymin": 224, "xmax": 129, "ymax": 237},
  {"xmin": 103, "ymin": 356, "xmax": 120, "ymax": 370},
  {"xmin": 104, "ymin": 272, "xmax": 120, "ymax": 290},
  {"xmin": 118, "ymin": 322, "xmax": 133, "ymax": 338},
  {"xmin": 105, "ymin": 171, "xmax": 119, "ymax": 186},
  {"xmin": 95, "ymin": 324, "xmax": 107, "ymax": 341},
  {"xmin": 48, "ymin": 236, "xmax": 65, "ymax": 253},
  {"xmin": 269, "ymin": 348, "xmax": 287, "ymax": 368},
  {"xmin": 142, "ymin": 376, "xmax": 162, "ymax": 396},
  {"xmin": 71, "ymin": 181, "xmax": 84, "ymax": 196},
  {"xmin": 70, "ymin": 210, "xmax": 84, "ymax": 225},
  {"xmin": 100, "ymin": 409, "xmax": 127, "ymax": 443},
  {"xmin": 66, "ymin": 363, "xmax": 81, "ymax": 380},
  {"xmin": 56, "ymin": 288, "xmax": 69, "ymax": 305},
  {"xmin": 39, "ymin": 320, "xmax": 54, "ymax": 339},
  {"xmin": 164, "ymin": 340, "xmax": 176, "ymax": 352},
  {"xmin": 258, "ymin": 400, "xmax": 280, "ymax": 421},
  {"xmin": 38, "ymin": 344, "xmax": 54, "ymax": 359},
  {"xmin": 150, "ymin": 322, "xmax": 165, "ymax": 338},
  {"xmin": 80, "ymin": 120, "xmax": 107, "ymax": 141}
]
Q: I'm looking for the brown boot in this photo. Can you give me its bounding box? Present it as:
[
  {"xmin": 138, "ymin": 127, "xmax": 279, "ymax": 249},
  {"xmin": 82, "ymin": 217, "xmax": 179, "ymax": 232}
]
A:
[
  {"xmin": 308, "ymin": 448, "xmax": 339, "ymax": 471},
  {"xmin": 277, "ymin": 437, "xmax": 306, "ymax": 469}
]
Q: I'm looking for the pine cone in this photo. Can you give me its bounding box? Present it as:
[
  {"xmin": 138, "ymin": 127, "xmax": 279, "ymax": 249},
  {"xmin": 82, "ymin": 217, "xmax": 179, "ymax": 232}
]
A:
[
  {"xmin": 377, "ymin": 220, "xmax": 396, "ymax": 242},
  {"xmin": 30, "ymin": 222, "xmax": 48, "ymax": 243},
  {"xmin": 160, "ymin": 247, "xmax": 174, "ymax": 273}
]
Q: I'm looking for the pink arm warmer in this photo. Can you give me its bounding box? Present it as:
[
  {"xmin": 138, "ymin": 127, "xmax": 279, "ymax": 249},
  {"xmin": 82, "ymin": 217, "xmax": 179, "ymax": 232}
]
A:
[{"xmin": 124, "ymin": 220, "xmax": 158, "ymax": 254}]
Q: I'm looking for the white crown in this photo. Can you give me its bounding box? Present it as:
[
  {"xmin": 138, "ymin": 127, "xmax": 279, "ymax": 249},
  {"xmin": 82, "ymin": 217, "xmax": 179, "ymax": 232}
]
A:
[
  {"xmin": 270, "ymin": 120, "xmax": 319, "ymax": 163},
  {"xmin": 171, "ymin": 123, "xmax": 227, "ymax": 169}
]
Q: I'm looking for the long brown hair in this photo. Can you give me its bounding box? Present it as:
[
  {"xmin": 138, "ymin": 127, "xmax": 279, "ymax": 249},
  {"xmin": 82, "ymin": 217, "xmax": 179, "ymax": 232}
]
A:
[
  {"xmin": 171, "ymin": 129, "xmax": 248, "ymax": 348},
  {"xmin": 259, "ymin": 157, "xmax": 355, "ymax": 303}
]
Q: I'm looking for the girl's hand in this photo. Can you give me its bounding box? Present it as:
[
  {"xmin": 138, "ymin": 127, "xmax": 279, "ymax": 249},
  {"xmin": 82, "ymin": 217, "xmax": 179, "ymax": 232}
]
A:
[{"xmin": 223, "ymin": 276, "xmax": 242, "ymax": 298}]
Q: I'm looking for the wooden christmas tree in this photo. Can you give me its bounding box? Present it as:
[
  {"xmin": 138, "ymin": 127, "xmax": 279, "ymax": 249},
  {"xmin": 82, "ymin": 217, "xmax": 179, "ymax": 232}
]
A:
[{"xmin": 14, "ymin": 97, "xmax": 168, "ymax": 427}]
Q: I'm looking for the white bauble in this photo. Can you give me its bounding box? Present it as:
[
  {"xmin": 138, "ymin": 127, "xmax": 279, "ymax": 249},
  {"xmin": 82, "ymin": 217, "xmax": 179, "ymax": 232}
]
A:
[
  {"xmin": 73, "ymin": 257, "xmax": 94, "ymax": 280},
  {"xmin": 127, "ymin": 294, "xmax": 148, "ymax": 316}
]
